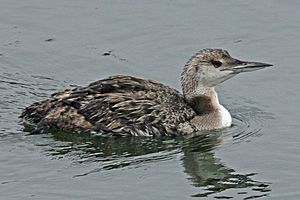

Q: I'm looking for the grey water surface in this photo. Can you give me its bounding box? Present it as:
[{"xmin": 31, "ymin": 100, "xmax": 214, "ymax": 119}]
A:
[{"xmin": 1, "ymin": 0, "xmax": 300, "ymax": 199}]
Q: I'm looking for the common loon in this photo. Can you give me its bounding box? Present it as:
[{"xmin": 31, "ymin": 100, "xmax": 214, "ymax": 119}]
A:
[{"xmin": 21, "ymin": 49, "xmax": 272, "ymax": 136}]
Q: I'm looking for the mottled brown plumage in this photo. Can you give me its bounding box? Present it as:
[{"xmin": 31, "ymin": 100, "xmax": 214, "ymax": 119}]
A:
[
  {"xmin": 21, "ymin": 75, "xmax": 196, "ymax": 136},
  {"xmin": 21, "ymin": 49, "xmax": 272, "ymax": 136}
]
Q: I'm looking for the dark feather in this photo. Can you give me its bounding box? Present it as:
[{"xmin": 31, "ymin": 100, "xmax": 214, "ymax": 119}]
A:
[{"xmin": 21, "ymin": 75, "xmax": 196, "ymax": 136}]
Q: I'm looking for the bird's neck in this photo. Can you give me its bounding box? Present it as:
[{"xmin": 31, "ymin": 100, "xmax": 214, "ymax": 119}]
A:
[
  {"xmin": 184, "ymin": 87, "xmax": 232, "ymax": 130},
  {"xmin": 185, "ymin": 87, "xmax": 221, "ymax": 114}
]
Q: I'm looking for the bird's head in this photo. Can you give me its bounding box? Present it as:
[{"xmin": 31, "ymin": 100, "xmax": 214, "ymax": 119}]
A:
[{"xmin": 181, "ymin": 48, "xmax": 272, "ymax": 100}]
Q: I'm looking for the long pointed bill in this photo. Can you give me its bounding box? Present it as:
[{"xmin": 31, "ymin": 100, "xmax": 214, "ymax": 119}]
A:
[{"xmin": 229, "ymin": 61, "xmax": 273, "ymax": 73}]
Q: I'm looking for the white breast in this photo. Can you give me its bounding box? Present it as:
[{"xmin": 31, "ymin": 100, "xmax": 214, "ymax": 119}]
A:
[{"xmin": 219, "ymin": 105, "xmax": 232, "ymax": 127}]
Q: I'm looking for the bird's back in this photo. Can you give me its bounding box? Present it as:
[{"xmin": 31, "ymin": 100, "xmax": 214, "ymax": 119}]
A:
[{"xmin": 21, "ymin": 75, "xmax": 196, "ymax": 136}]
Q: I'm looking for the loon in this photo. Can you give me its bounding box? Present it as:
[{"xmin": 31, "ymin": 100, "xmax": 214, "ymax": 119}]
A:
[{"xmin": 21, "ymin": 49, "xmax": 272, "ymax": 136}]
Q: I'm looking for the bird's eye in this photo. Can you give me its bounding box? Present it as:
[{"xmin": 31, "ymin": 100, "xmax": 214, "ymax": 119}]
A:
[{"xmin": 211, "ymin": 60, "xmax": 222, "ymax": 68}]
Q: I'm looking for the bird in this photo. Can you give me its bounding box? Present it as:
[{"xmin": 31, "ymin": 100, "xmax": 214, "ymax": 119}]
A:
[{"xmin": 20, "ymin": 49, "xmax": 272, "ymax": 136}]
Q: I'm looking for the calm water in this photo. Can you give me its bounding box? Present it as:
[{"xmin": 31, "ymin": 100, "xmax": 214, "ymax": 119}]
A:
[{"xmin": 1, "ymin": 0, "xmax": 300, "ymax": 199}]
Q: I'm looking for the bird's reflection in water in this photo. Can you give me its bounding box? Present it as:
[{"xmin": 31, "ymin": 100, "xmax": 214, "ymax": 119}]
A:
[
  {"xmin": 33, "ymin": 129, "xmax": 271, "ymax": 199},
  {"xmin": 181, "ymin": 132, "xmax": 271, "ymax": 199}
]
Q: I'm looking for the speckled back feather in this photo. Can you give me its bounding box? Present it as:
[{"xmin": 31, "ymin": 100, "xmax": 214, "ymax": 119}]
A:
[{"xmin": 21, "ymin": 75, "xmax": 196, "ymax": 136}]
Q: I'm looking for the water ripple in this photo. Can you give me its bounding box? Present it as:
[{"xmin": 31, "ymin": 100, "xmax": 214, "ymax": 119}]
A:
[
  {"xmin": 0, "ymin": 62, "xmax": 273, "ymax": 199},
  {"xmin": 230, "ymin": 105, "xmax": 274, "ymax": 143}
]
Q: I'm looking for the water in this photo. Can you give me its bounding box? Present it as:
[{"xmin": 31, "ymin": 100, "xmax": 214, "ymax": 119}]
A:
[{"xmin": 1, "ymin": 0, "xmax": 300, "ymax": 199}]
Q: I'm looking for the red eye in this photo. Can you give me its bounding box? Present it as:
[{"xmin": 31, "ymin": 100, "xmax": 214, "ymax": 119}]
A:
[{"xmin": 211, "ymin": 60, "xmax": 222, "ymax": 68}]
